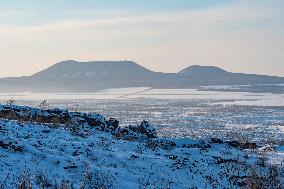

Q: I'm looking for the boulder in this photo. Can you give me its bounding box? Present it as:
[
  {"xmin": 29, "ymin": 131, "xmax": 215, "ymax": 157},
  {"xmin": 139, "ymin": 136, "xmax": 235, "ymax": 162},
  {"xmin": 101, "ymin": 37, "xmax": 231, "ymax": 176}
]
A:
[
  {"xmin": 106, "ymin": 118, "xmax": 119, "ymax": 131},
  {"xmin": 225, "ymin": 140, "xmax": 257, "ymax": 149},
  {"xmin": 0, "ymin": 140, "xmax": 23, "ymax": 152},
  {"xmin": 0, "ymin": 105, "xmax": 111, "ymax": 130},
  {"xmin": 114, "ymin": 121, "xmax": 157, "ymax": 141},
  {"xmin": 128, "ymin": 121, "xmax": 157, "ymax": 138},
  {"xmin": 211, "ymin": 138, "xmax": 224, "ymax": 144}
]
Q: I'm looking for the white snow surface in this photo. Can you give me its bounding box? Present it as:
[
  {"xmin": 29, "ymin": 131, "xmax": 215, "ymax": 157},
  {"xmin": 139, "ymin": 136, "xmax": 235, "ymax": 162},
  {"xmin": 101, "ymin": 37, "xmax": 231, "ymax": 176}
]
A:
[
  {"xmin": 0, "ymin": 87, "xmax": 283, "ymax": 106},
  {"xmin": 0, "ymin": 105, "xmax": 283, "ymax": 188},
  {"xmin": 0, "ymin": 118, "xmax": 265, "ymax": 188}
]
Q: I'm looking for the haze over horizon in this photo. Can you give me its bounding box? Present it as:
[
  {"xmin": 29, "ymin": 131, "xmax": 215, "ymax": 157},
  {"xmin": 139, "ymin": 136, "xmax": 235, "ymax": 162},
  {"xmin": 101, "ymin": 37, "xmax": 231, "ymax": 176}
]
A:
[{"xmin": 0, "ymin": 0, "xmax": 284, "ymax": 77}]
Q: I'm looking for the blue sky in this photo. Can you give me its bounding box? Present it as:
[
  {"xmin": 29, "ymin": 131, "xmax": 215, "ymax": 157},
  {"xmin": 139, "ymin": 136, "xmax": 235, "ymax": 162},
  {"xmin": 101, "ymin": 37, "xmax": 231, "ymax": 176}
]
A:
[
  {"xmin": 0, "ymin": 0, "xmax": 236, "ymax": 25},
  {"xmin": 0, "ymin": 0, "xmax": 283, "ymax": 77}
]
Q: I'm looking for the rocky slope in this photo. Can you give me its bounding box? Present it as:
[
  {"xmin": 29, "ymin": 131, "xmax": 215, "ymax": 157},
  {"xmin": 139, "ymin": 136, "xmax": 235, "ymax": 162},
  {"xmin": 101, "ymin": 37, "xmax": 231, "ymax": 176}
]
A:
[{"xmin": 0, "ymin": 104, "xmax": 283, "ymax": 188}]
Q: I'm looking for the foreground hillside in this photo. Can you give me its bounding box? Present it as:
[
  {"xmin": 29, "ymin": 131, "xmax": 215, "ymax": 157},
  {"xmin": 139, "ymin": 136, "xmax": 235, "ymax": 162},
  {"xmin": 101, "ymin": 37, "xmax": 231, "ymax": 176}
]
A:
[{"xmin": 0, "ymin": 105, "xmax": 283, "ymax": 188}]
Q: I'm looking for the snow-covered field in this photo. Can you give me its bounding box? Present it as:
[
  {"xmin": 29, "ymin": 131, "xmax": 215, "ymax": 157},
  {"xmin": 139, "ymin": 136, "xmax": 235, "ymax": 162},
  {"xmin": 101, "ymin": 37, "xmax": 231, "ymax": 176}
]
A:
[
  {"xmin": 0, "ymin": 107, "xmax": 283, "ymax": 188},
  {"xmin": 0, "ymin": 87, "xmax": 283, "ymax": 142},
  {"xmin": 0, "ymin": 86, "xmax": 283, "ymax": 106},
  {"xmin": 0, "ymin": 86, "xmax": 283, "ymax": 188}
]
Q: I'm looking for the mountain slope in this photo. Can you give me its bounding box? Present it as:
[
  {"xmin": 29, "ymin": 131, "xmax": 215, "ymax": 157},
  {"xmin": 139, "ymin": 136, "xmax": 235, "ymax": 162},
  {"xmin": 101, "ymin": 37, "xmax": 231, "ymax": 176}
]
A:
[
  {"xmin": 32, "ymin": 60, "xmax": 155, "ymax": 79},
  {"xmin": 179, "ymin": 65, "xmax": 231, "ymax": 77},
  {"xmin": 179, "ymin": 65, "xmax": 284, "ymax": 86},
  {"xmin": 0, "ymin": 61, "xmax": 283, "ymax": 92}
]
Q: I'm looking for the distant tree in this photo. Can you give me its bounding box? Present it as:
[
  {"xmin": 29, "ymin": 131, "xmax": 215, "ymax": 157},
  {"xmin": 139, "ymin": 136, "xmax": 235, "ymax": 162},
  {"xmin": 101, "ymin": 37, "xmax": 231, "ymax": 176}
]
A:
[
  {"xmin": 39, "ymin": 100, "xmax": 48, "ymax": 110},
  {"xmin": 6, "ymin": 98, "xmax": 16, "ymax": 105}
]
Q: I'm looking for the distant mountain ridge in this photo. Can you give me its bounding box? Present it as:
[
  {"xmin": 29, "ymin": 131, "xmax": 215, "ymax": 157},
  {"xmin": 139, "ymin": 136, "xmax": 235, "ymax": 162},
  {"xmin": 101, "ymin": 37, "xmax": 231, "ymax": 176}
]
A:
[{"xmin": 0, "ymin": 60, "xmax": 283, "ymax": 92}]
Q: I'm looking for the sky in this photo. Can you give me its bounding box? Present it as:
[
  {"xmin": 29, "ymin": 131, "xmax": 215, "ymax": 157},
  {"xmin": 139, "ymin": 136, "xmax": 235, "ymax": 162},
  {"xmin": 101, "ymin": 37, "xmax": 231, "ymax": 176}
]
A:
[{"xmin": 0, "ymin": 0, "xmax": 283, "ymax": 77}]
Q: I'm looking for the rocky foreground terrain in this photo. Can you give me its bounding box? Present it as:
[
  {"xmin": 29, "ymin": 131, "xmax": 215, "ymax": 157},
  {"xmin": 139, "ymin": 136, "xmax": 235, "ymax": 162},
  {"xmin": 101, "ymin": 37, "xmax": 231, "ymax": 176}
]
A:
[{"xmin": 0, "ymin": 104, "xmax": 283, "ymax": 188}]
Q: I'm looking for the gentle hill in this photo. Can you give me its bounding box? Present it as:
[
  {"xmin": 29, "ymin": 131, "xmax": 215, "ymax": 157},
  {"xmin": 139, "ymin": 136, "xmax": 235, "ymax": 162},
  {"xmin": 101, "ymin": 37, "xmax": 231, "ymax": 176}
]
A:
[
  {"xmin": 179, "ymin": 65, "xmax": 284, "ymax": 86},
  {"xmin": 179, "ymin": 65, "xmax": 231, "ymax": 77}
]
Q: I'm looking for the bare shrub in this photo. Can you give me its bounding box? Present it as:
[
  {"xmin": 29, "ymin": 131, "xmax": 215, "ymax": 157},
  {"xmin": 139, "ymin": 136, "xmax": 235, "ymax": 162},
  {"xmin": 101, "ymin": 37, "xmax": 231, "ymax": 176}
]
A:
[
  {"xmin": 97, "ymin": 137, "xmax": 111, "ymax": 151},
  {"xmin": 145, "ymin": 139, "xmax": 158, "ymax": 151},
  {"xmin": 68, "ymin": 117, "xmax": 82, "ymax": 135},
  {"xmin": 39, "ymin": 100, "xmax": 49, "ymax": 110},
  {"xmin": 138, "ymin": 165, "xmax": 173, "ymax": 189},
  {"xmin": 243, "ymin": 164, "xmax": 283, "ymax": 189},
  {"xmin": 80, "ymin": 170, "xmax": 115, "ymax": 189},
  {"xmin": 134, "ymin": 142, "xmax": 146, "ymax": 154},
  {"xmin": 34, "ymin": 171, "xmax": 53, "ymax": 188},
  {"xmin": 18, "ymin": 170, "xmax": 32, "ymax": 189},
  {"xmin": 6, "ymin": 98, "xmax": 16, "ymax": 106}
]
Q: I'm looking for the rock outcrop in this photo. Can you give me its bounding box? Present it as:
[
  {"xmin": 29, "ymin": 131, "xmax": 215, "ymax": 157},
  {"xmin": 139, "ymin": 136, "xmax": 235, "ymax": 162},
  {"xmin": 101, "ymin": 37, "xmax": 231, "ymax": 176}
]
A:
[
  {"xmin": 0, "ymin": 105, "xmax": 119, "ymax": 132},
  {"xmin": 114, "ymin": 121, "xmax": 158, "ymax": 141},
  {"xmin": 0, "ymin": 105, "xmax": 158, "ymax": 141}
]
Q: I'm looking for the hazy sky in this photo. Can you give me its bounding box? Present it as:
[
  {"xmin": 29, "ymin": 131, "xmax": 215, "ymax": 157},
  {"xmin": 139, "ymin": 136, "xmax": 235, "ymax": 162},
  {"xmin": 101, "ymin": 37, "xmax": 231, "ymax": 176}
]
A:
[{"xmin": 0, "ymin": 0, "xmax": 283, "ymax": 77}]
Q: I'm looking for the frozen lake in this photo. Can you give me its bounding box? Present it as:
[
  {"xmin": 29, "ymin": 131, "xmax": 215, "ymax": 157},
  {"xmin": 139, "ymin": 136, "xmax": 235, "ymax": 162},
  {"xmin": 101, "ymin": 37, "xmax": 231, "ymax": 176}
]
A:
[
  {"xmin": 0, "ymin": 86, "xmax": 283, "ymax": 144},
  {"xmin": 0, "ymin": 87, "xmax": 283, "ymax": 106}
]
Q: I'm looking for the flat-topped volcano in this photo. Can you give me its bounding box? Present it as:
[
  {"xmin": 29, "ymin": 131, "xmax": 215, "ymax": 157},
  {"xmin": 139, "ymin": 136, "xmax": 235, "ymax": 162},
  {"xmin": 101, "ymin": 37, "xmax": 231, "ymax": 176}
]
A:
[
  {"xmin": 0, "ymin": 60, "xmax": 283, "ymax": 92},
  {"xmin": 32, "ymin": 60, "xmax": 155, "ymax": 79}
]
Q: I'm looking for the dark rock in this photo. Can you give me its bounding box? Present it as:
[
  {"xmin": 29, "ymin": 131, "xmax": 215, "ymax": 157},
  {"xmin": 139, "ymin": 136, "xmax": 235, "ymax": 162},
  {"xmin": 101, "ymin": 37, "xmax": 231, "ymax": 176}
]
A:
[
  {"xmin": 0, "ymin": 109, "xmax": 19, "ymax": 120},
  {"xmin": 211, "ymin": 138, "xmax": 224, "ymax": 144},
  {"xmin": 46, "ymin": 108, "xmax": 65, "ymax": 115},
  {"xmin": 72, "ymin": 150, "xmax": 83, "ymax": 156},
  {"xmin": 225, "ymin": 140, "xmax": 257, "ymax": 149},
  {"xmin": 42, "ymin": 130, "xmax": 50, "ymax": 133},
  {"xmin": 128, "ymin": 121, "xmax": 157, "ymax": 138},
  {"xmin": 156, "ymin": 139, "xmax": 176, "ymax": 150},
  {"xmin": 139, "ymin": 121, "xmax": 158, "ymax": 138},
  {"xmin": 106, "ymin": 118, "xmax": 119, "ymax": 131},
  {"xmin": 166, "ymin": 155, "xmax": 178, "ymax": 160},
  {"xmin": 226, "ymin": 141, "xmax": 240, "ymax": 148},
  {"xmin": 0, "ymin": 105, "xmax": 110, "ymax": 131},
  {"xmin": 213, "ymin": 156, "xmax": 238, "ymax": 164},
  {"xmin": 63, "ymin": 165, "xmax": 78, "ymax": 169},
  {"xmin": 0, "ymin": 140, "xmax": 23, "ymax": 152},
  {"xmin": 145, "ymin": 139, "xmax": 176, "ymax": 151},
  {"xmin": 239, "ymin": 142, "xmax": 257, "ymax": 149},
  {"xmin": 182, "ymin": 143, "xmax": 211, "ymax": 149},
  {"xmin": 0, "ymin": 105, "xmax": 159, "ymax": 142},
  {"xmin": 114, "ymin": 121, "xmax": 157, "ymax": 141},
  {"xmin": 130, "ymin": 154, "xmax": 139, "ymax": 159}
]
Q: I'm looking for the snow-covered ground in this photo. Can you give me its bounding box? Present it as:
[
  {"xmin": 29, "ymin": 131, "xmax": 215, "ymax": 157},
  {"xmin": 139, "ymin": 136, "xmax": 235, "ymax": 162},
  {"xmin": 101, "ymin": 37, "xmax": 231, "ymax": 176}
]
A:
[
  {"xmin": 0, "ymin": 108, "xmax": 283, "ymax": 188},
  {"xmin": 0, "ymin": 87, "xmax": 283, "ymax": 106},
  {"xmin": 0, "ymin": 87, "xmax": 283, "ymax": 143},
  {"xmin": 0, "ymin": 86, "xmax": 283, "ymax": 188}
]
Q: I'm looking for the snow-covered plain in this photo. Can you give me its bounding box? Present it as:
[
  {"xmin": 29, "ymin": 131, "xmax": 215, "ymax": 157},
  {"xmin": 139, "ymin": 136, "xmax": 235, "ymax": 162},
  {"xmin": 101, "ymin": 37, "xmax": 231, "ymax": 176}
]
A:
[
  {"xmin": 0, "ymin": 86, "xmax": 283, "ymax": 188},
  {"xmin": 0, "ymin": 87, "xmax": 283, "ymax": 106},
  {"xmin": 1, "ymin": 87, "xmax": 283, "ymax": 141},
  {"xmin": 0, "ymin": 108, "xmax": 283, "ymax": 188}
]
